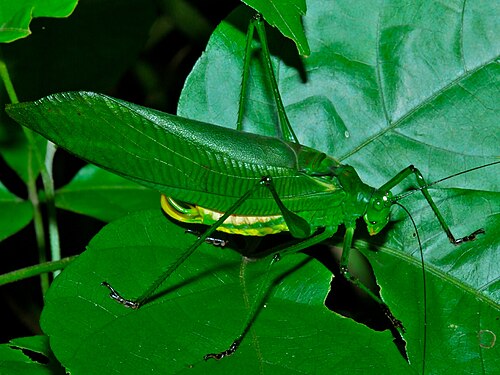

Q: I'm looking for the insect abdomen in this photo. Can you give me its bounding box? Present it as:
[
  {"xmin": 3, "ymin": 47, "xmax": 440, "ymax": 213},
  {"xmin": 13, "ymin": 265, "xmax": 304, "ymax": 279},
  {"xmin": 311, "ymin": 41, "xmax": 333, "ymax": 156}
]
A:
[{"xmin": 161, "ymin": 196, "xmax": 289, "ymax": 236}]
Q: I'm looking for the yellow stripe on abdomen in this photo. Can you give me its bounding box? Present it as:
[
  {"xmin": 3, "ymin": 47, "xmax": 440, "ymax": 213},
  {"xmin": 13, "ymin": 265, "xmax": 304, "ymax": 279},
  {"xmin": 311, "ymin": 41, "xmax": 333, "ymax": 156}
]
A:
[{"xmin": 161, "ymin": 195, "xmax": 288, "ymax": 236}]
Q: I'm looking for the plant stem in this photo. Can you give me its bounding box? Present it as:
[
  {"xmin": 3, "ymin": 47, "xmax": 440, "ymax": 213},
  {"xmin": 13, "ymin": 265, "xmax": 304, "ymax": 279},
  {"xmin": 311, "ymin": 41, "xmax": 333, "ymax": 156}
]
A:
[
  {"xmin": 43, "ymin": 142, "xmax": 61, "ymax": 276},
  {"xmin": 0, "ymin": 256, "xmax": 78, "ymax": 287},
  {"xmin": 0, "ymin": 60, "xmax": 59, "ymax": 294},
  {"xmin": 0, "ymin": 60, "xmax": 18, "ymax": 103}
]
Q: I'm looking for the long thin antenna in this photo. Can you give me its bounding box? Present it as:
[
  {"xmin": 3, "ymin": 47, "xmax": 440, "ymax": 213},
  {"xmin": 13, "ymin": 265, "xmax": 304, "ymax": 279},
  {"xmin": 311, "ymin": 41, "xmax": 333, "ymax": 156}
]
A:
[
  {"xmin": 394, "ymin": 202, "xmax": 427, "ymax": 374},
  {"xmin": 394, "ymin": 160, "xmax": 500, "ymax": 202}
]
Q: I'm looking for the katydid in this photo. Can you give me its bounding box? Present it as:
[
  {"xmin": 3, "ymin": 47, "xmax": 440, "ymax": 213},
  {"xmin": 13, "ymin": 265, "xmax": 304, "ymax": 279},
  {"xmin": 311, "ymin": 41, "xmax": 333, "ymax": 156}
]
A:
[{"xmin": 5, "ymin": 13, "xmax": 498, "ymax": 369}]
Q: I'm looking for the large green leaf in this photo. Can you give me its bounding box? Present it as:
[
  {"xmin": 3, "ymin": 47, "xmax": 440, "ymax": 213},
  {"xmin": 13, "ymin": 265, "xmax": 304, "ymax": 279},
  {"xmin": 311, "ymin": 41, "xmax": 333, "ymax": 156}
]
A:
[
  {"xmin": 0, "ymin": 0, "xmax": 78, "ymax": 43},
  {"xmin": 6, "ymin": 0, "xmax": 500, "ymax": 373},
  {"xmin": 41, "ymin": 210, "xmax": 411, "ymax": 374},
  {"xmin": 177, "ymin": 0, "xmax": 500, "ymax": 373}
]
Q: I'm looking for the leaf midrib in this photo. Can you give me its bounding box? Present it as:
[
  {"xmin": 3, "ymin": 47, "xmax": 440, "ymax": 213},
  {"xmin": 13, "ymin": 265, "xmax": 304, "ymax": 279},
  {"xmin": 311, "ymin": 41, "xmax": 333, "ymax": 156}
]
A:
[{"xmin": 339, "ymin": 54, "xmax": 499, "ymax": 162}]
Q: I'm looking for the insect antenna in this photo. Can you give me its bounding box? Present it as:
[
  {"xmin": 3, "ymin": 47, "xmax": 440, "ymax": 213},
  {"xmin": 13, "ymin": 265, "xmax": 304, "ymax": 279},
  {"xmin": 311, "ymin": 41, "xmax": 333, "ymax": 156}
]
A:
[
  {"xmin": 393, "ymin": 201, "xmax": 427, "ymax": 374},
  {"xmin": 394, "ymin": 160, "xmax": 500, "ymax": 202}
]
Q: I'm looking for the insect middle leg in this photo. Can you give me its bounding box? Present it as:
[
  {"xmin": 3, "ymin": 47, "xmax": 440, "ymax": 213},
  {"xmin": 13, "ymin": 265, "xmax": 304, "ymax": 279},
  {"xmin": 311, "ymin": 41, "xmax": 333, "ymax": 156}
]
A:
[{"xmin": 339, "ymin": 226, "xmax": 405, "ymax": 333}]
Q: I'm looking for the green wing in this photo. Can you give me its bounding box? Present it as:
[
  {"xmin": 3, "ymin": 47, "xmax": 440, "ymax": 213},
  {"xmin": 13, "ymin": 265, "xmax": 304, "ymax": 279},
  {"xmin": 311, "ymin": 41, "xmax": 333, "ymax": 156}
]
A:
[{"xmin": 7, "ymin": 92, "xmax": 343, "ymax": 215}]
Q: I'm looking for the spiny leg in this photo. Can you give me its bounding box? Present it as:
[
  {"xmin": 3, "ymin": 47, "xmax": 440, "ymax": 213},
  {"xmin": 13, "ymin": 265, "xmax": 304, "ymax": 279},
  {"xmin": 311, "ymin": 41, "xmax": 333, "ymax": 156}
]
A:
[
  {"xmin": 102, "ymin": 176, "xmax": 312, "ymax": 310},
  {"xmin": 202, "ymin": 176, "xmax": 338, "ymax": 360},
  {"xmin": 204, "ymin": 253, "xmax": 281, "ymax": 360},
  {"xmin": 386, "ymin": 165, "xmax": 485, "ymax": 244}
]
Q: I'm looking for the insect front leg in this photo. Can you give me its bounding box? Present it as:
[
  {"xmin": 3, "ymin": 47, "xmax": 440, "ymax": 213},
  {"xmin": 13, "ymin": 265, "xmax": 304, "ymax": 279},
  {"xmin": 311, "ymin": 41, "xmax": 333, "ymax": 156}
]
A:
[
  {"xmin": 384, "ymin": 165, "xmax": 485, "ymax": 244},
  {"xmin": 339, "ymin": 226, "xmax": 405, "ymax": 334}
]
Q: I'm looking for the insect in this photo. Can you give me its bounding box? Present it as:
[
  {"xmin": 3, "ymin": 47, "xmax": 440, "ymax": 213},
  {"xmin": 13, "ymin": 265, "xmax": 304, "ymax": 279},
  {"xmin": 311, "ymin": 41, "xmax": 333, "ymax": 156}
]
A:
[{"xmin": 6, "ymin": 12, "xmax": 498, "ymax": 372}]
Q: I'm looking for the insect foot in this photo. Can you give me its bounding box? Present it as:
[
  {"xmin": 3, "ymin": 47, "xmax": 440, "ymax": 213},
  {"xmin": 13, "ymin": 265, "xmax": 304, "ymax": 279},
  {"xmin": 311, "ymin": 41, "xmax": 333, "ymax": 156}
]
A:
[
  {"xmin": 339, "ymin": 266, "xmax": 406, "ymax": 334},
  {"xmin": 259, "ymin": 176, "xmax": 272, "ymax": 186},
  {"xmin": 451, "ymin": 228, "xmax": 485, "ymax": 245},
  {"xmin": 184, "ymin": 229, "xmax": 229, "ymax": 247},
  {"xmin": 381, "ymin": 304, "xmax": 406, "ymax": 334},
  {"xmin": 204, "ymin": 340, "xmax": 240, "ymax": 361},
  {"xmin": 101, "ymin": 281, "xmax": 140, "ymax": 309}
]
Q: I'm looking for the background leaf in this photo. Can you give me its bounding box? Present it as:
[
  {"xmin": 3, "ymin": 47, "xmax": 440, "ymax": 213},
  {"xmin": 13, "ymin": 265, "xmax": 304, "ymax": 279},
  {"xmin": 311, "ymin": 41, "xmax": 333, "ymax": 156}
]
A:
[
  {"xmin": 0, "ymin": 180, "xmax": 32, "ymax": 241},
  {"xmin": 0, "ymin": 0, "xmax": 78, "ymax": 43},
  {"xmin": 178, "ymin": 0, "xmax": 500, "ymax": 373},
  {"xmin": 0, "ymin": 0, "xmax": 156, "ymax": 182},
  {"xmin": 0, "ymin": 335, "xmax": 65, "ymax": 374},
  {"xmin": 241, "ymin": 0, "xmax": 310, "ymax": 55},
  {"xmin": 7, "ymin": 0, "xmax": 500, "ymax": 373},
  {"xmin": 55, "ymin": 165, "xmax": 159, "ymax": 222},
  {"xmin": 41, "ymin": 210, "xmax": 411, "ymax": 374}
]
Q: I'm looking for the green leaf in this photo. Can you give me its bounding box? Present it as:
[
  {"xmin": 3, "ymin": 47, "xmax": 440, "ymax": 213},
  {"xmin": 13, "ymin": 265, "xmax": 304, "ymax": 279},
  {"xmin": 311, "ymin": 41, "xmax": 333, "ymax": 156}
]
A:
[
  {"xmin": 0, "ymin": 335, "xmax": 65, "ymax": 374},
  {"xmin": 178, "ymin": 0, "xmax": 500, "ymax": 372},
  {"xmin": 6, "ymin": 0, "xmax": 500, "ymax": 373},
  {"xmin": 0, "ymin": 0, "xmax": 78, "ymax": 43},
  {"xmin": 0, "ymin": 180, "xmax": 32, "ymax": 241},
  {"xmin": 41, "ymin": 210, "xmax": 410, "ymax": 374},
  {"xmin": 241, "ymin": 0, "xmax": 310, "ymax": 56},
  {"xmin": 0, "ymin": 107, "xmax": 46, "ymax": 183},
  {"xmin": 55, "ymin": 164, "xmax": 160, "ymax": 222}
]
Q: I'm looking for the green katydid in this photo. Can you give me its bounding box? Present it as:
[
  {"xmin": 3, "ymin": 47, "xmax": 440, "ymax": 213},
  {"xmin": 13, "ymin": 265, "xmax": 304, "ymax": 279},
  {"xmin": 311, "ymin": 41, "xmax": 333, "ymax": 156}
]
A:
[{"xmin": 5, "ymin": 12, "xmax": 498, "ymax": 370}]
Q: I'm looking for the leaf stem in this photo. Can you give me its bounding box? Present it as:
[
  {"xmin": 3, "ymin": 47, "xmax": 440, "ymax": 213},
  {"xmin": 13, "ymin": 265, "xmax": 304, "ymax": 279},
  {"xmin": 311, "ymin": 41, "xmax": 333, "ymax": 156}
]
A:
[
  {"xmin": 0, "ymin": 60, "xmax": 19, "ymax": 103},
  {"xmin": 0, "ymin": 256, "xmax": 78, "ymax": 287},
  {"xmin": 43, "ymin": 142, "xmax": 61, "ymax": 276}
]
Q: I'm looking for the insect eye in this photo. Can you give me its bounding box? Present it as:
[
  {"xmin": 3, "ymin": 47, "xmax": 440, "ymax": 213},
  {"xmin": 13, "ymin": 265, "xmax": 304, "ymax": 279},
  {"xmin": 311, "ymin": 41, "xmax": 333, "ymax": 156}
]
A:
[{"xmin": 373, "ymin": 199, "xmax": 384, "ymax": 211}]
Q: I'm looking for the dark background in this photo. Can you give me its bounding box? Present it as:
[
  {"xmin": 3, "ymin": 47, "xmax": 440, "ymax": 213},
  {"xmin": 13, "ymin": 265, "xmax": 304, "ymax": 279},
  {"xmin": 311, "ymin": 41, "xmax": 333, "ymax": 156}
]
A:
[{"xmin": 0, "ymin": 0, "xmax": 240, "ymax": 344}]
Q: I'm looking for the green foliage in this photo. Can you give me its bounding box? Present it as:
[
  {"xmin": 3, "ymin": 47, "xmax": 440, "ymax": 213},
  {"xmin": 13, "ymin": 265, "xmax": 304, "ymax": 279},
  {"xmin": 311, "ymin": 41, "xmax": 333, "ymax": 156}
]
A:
[
  {"xmin": 41, "ymin": 211, "xmax": 409, "ymax": 374},
  {"xmin": 0, "ymin": 0, "xmax": 156, "ymax": 183},
  {"xmin": 54, "ymin": 165, "xmax": 159, "ymax": 222},
  {"xmin": 0, "ymin": 335, "xmax": 65, "ymax": 374},
  {"xmin": 0, "ymin": 180, "xmax": 32, "ymax": 241},
  {"xmin": 178, "ymin": 4, "xmax": 500, "ymax": 372},
  {"xmin": 0, "ymin": 0, "xmax": 77, "ymax": 43},
  {"xmin": 0, "ymin": 0, "xmax": 157, "ymax": 232},
  {"xmin": 1, "ymin": 0, "xmax": 499, "ymax": 374},
  {"xmin": 242, "ymin": 0, "xmax": 310, "ymax": 55}
]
